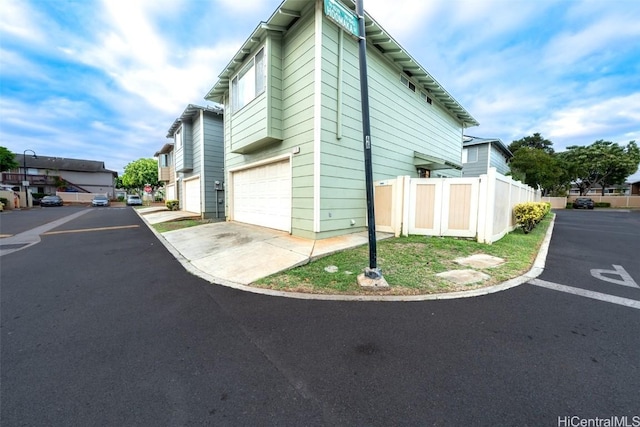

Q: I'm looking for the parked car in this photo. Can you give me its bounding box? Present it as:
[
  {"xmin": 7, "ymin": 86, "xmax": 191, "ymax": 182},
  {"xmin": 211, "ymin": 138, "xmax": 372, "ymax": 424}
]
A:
[
  {"xmin": 573, "ymin": 197, "xmax": 595, "ymax": 209},
  {"xmin": 126, "ymin": 194, "xmax": 142, "ymax": 206},
  {"xmin": 92, "ymin": 195, "xmax": 110, "ymax": 207},
  {"xmin": 40, "ymin": 195, "xmax": 64, "ymax": 207}
]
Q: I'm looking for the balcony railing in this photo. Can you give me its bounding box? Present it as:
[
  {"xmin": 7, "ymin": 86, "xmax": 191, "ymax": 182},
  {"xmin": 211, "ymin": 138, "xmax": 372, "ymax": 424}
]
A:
[
  {"xmin": 158, "ymin": 166, "xmax": 174, "ymax": 182},
  {"xmin": 1, "ymin": 173, "xmax": 58, "ymax": 185}
]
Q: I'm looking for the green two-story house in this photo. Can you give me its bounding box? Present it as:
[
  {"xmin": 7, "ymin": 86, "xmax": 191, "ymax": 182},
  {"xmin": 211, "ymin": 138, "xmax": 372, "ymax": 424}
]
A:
[{"xmin": 205, "ymin": 0, "xmax": 478, "ymax": 239}]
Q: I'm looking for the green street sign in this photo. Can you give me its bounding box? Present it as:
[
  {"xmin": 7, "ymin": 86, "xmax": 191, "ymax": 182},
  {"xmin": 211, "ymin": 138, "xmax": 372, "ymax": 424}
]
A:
[{"xmin": 323, "ymin": 0, "xmax": 360, "ymax": 37}]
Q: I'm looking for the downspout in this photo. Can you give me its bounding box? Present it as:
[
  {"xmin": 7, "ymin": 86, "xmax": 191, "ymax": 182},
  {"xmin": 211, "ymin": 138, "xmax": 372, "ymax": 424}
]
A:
[
  {"xmin": 200, "ymin": 109, "xmax": 205, "ymax": 218},
  {"xmin": 337, "ymin": 28, "xmax": 343, "ymax": 140}
]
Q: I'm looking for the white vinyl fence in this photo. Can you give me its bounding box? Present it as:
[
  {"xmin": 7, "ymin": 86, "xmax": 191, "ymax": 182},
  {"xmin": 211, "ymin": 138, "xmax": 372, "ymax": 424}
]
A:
[{"xmin": 375, "ymin": 168, "xmax": 541, "ymax": 244}]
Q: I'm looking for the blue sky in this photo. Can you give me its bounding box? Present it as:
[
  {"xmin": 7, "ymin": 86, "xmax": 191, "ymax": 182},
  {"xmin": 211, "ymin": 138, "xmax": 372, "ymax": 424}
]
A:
[{"xmin": 1, "ymin": 0, "xmax": 639, "ymax": 180}]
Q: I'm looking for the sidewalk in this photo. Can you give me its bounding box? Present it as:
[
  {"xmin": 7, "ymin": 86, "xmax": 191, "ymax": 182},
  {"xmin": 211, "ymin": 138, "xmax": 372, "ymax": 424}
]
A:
[{"xmin": 137, "ymin": 209, "xmax": 555, "ymax": 301}]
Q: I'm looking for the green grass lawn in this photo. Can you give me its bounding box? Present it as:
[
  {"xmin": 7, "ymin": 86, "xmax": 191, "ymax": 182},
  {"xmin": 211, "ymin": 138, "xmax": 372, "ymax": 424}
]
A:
[{"xmin": 254, "ymin": 215, "xmax": 553, "ymax": 295}]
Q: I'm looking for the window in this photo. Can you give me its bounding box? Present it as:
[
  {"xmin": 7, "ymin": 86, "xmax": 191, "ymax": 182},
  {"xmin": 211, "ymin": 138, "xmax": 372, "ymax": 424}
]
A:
[
  {"xmin": 159, "ymin": 154, "xmax": 169, "ymax": 167},
  {"xmin": 175, "ymin": 129, "xmax": 182, "ymax": 149},
  {"xmin": 232, "ymin": 48, "xmax": 265, "ymax": 112},
  {"xmin": 420, "ymin": 91, "xmax": 432, "ymax": 104},
  {"xmin": 400, "ymin": 75, "xmax": 416, "ymax": 92},
  {"xmin": 462, "ymin": 147, "xmax": 478, "ymax": 163}
]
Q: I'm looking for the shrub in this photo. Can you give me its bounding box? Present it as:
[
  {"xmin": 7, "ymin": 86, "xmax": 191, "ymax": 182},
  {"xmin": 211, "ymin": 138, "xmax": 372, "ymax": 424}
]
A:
[
  {"xmin": 595, "ymin": 202, "xmax": 610, "ymax": 208},
  {"xmin": 0, "ymin": 197, "xmax": 8, "ymax": 206},
  {"xmin": 166, "ymin": 200, "xmax": 180, "ymax": 211},
  {"xmin": 513, "ymin": 202, "xmax": 549, "ymax": 234},
  {"xmin": 566, "ymin": 202, "xmax": 574, "ymax": 209}
]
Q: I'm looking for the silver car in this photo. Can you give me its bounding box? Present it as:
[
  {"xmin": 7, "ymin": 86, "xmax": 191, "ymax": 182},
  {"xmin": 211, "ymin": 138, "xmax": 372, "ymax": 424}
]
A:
[{"xmin": 92, "ymin": 195, "xmax": 110, "ymax": 207}]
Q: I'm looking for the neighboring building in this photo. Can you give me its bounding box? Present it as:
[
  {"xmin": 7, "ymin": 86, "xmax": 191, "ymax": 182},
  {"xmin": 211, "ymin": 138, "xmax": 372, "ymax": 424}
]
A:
[
  {"xmin": 2, "ymin": 154, "xmax": 117, "ymax": 199},
  {"xmin": 461, "ymin": 135, "xmax": 513, "ymax": 177},
  {"xmin": 154, "ymin": 142, "xmax": 175, "ymax": 199},
  {"xmin": 630, "ymin": 180, "xmax": 640, "ymax": 195},
  {"xmin": 569, "ymin": 183, "xmax": 631, "ymax": 196},
  {"xmin": 204, "ymin": 0, "xmax": 478, "ymax": 239},
  {"xmin": 163, "ymin": 104, "xmax": 225, "ymax": 219}
]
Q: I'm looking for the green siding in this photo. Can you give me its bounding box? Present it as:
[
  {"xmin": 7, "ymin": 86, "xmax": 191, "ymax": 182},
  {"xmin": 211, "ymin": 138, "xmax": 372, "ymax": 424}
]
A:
[
  {"xmin": 202, "ymin": 112, "xmax": 225, "ymax": 218},
  {"xmin": 316, "ymin": 17, "xmax": 466, "ymax": 237},
  {"xmin": 462, "ymin": 144, "xmax": 489, "ymax": 177},
  {"xmin": 190, "ymin": 115, "xmax": 202, "ymax": 177},
  {"xmin": 222, "ymin": 4, "xmax": 468, "ymax": 239},
  {"xmin": 490, "ymin": 145, "xmax": 510, "ymax": 175},
  {"xmin": 175, "ymin": 121, "xmax": 193, "ymax": 173},
  {"xmin": 224, "ymin": 10, "xmax": 317, "ymax": 235}
]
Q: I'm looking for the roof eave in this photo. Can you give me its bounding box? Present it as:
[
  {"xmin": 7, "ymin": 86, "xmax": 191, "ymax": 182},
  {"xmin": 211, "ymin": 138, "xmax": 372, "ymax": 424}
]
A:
[
  {"xmin": 166, "ymin": 104, "xmax": 224, "ymax": 137},
  {"xmin": 205, "ymin": 0, "xmax": 478, "ymax": 126}
]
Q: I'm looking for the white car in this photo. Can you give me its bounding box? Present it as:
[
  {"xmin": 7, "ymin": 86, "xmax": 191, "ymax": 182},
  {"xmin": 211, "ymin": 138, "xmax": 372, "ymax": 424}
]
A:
[{"xmin": 126, "ymin": 194, "xmax": 142, "ymax": 206}]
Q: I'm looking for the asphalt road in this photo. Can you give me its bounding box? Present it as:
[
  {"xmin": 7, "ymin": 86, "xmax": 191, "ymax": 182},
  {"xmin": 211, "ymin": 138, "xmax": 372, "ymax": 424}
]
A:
[{"xmin": 1, "ymin": 207, "xmax": 639, "ymax": 426}]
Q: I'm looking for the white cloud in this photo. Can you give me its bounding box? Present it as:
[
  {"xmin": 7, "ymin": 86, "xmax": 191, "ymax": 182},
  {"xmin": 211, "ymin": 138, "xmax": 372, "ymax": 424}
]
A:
[
  {"xmin": 543, "ymin": 13, "xmax": 640, "ymax": 68},
  {"xmin": 0, "ymin": 0, "xmax": 44, "ymax": 42},
  {"xmin": 215, "ymin": 0, "xmax": 272, "ymax": 13},
  {"xmin": 364, "ymin": 0, "xmax": 439, "ymax": 41},
  {"xmin": 542, "ymin": 93, "xmax": 640, "ymax": 144}
]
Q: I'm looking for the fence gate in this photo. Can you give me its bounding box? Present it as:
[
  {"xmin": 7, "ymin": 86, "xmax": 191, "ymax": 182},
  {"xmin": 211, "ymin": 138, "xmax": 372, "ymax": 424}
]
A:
[
  {"xmin": 407, "ymin": 178, "xmax": 479, "ymax": 237},
  {"xmin": 374, "ymin": 179, "xmax": 399, "ymax": 234},
  {"xmin": 408, "ymin": 179, "xmax": 443, "ymax": 235},
  {"xmin": 440, "ymin": 178, "xmax": 479, "ymax": 238}
]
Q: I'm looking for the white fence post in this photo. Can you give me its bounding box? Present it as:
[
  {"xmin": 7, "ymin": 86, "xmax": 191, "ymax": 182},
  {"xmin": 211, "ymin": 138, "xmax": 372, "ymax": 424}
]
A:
[
  {"xmin": 400, "ymin": 176, "xmax": 410, "ymax": 237},
  {"xmin": 476, "ymin": 173, "xmax": 488, "ymax": 243}
]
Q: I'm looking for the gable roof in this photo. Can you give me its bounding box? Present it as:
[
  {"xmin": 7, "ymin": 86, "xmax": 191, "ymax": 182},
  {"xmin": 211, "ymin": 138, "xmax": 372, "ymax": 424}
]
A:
[
  {"xmin": 204, "ymin": 0, "xmax": 478, "ymax": 127},
  {"xmin": 14, "ymin": 154, "xmax": 117, "ymax": 175},
  {"xmin": 166, "ymin": 104, "xmax": 224, "ymax": 138},
  {"xmin": 463, "ymin": 135, "xmax": 513, "ymax": 158}
]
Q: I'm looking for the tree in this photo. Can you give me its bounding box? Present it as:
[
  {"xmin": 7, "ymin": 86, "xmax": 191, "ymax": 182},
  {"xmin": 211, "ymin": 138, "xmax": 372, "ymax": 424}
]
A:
[
  {"xmin": 509, "ymin": 147, "xmax": 568, "ymax": 196},
  {"xmin": 0, "ymin": 146, "xmax": 18, "ymax": 172},
  {"xmin": 121, "ymin": 158, "xmax": 160, "ymax": 194},
  {"xmin": 561, "ymin": 140, "xmax": 640, "ymax": 195},
  {"xmin": 509, "ymin": 133, "xmax": 554, "ymax": 155}
]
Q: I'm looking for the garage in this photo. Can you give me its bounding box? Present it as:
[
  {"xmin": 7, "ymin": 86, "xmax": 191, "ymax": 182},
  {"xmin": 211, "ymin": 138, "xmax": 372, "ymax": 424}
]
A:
[
  {"xmin": 232, "ymin": 159, "xmax": 291, "ymax": 232},
  {"xmin": 184, "ymin": 177, "xmax": 201, "ymax": 213}
]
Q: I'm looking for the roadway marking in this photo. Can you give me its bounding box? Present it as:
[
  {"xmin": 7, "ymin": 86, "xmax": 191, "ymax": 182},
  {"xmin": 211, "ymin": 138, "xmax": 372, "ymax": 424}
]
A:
[
  {"xmin": 0, "ymin": 210, "xmax": 92, "ymax": 257},
  {"xmin": 42, "ymin": 225, "xmax": 140, "ymax": 235},
  {"xmin": 590, "ymin": 264, "xmax": 638, "ymax": 288},
  {"xmin": 530, "ymin": 278, "xmax": 640, "ymax": 310}
]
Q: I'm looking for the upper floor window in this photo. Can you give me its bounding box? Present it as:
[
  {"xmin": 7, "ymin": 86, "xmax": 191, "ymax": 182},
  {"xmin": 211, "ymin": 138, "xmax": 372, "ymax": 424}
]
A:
[
  {"xmin": 420, "ymin": 91, "xmax": 432, "ymax": 105},
  {"xmin": 400, "ymin": 74, "xmax": 416, "ymax": 92},
  {"xmin": 462, "ymin": 147, "xmax": 478, "ymax": 163},
  {"xmin": 175, "ymin": 129, "xmax": 182, "ymax": 149},
  {"xmin": 159, "ymin": 154, "xmax": 171, "ymax": 167},
  {"xmin": 232, "ymin": 47, "xmax": 265, "ymax": 112}
]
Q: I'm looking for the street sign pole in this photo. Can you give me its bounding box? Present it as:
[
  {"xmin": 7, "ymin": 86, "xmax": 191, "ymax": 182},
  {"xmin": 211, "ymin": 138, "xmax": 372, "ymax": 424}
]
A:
[{"xmin": 355, "ymin": 0, "xmax": 381, "ymax": 280}]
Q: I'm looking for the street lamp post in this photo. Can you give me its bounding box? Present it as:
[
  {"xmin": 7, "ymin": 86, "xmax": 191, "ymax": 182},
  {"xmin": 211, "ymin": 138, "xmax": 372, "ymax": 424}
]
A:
[{"xmin": 23, "ymin": 149, "xmax": 37, "ymax": 208}]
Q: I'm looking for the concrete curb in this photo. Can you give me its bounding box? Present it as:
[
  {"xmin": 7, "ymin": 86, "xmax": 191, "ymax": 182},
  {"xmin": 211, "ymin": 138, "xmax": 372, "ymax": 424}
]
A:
[{"xmin": 141, "ymin": 211, "xmax": 556, "ymax": 302}]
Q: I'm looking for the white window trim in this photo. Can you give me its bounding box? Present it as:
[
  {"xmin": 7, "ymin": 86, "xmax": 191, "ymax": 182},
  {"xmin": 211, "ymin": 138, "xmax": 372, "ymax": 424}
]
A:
[
  {"xmin": 175, "ymin": 128, "xmax": 182, "ymax": 149},
  {"xmin": 463, "ymin": 146, "xmax": 478, "ymax": 163},
  {"xmin": 231, "ymin": 47, "xmax": 266, "ymax": 113},
  {"xmin": 400, "ymin": 74, "xmax": 416, "ymax": 92}
]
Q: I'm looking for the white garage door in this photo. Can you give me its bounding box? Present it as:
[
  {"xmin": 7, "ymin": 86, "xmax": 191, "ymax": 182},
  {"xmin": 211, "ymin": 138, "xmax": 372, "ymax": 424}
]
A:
[
  {"xmin": 184, "ymin": 178, "xmax": 201, "ymax": 213},
  {"xmin": 232, "ymin": 159, "xmax": 291, "ymax": 232}
]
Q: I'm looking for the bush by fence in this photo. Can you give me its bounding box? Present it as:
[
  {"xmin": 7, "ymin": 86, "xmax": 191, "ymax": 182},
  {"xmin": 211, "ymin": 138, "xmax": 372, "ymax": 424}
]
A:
[{"xmin": 513, "ymin": 202, "xmax": 550, "ymax": 233}]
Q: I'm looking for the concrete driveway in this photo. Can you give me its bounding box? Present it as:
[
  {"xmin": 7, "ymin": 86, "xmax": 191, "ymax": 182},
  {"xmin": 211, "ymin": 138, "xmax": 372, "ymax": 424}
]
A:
[{"xmin": 154, "ymin": 220, "xmax": 392, "ymax": 286}]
